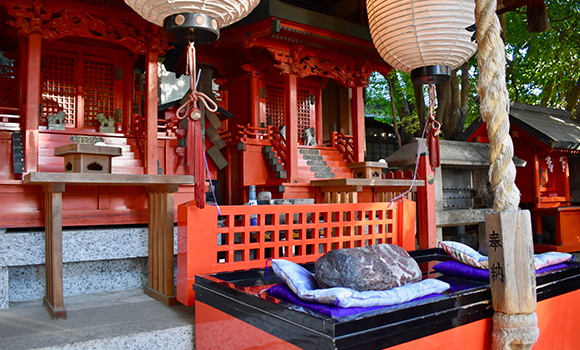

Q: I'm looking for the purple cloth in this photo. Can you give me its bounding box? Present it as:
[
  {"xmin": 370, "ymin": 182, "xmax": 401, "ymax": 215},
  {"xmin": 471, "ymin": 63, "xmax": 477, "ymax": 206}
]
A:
[
  {"xmin": 433, "ymin": 260, "xmax": 570, "ymax": 282},
  {"xmin": 268, "ymin": 283, "xmax": 439, "ymax": 318}
]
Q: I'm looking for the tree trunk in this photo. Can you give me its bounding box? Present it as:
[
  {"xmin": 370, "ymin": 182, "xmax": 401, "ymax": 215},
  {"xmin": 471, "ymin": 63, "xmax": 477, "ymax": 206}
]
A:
[
  {"xmin": 414, "ymin": 84, "xmax": 427, "ymax": 135},
  {"xmin": 541, "ymin": 81, "xmax": 555, "ymax": 107},
  {"xmin": 460, "ymin": 62, "xmax": 470, "ymax": 117},
  {"xmin": 386, "ymin": 74, "xmax": 403, "ymax": 148},
  {"xmin": 566, "ymin": 78, "xmax": 580, "ymax": 120}
]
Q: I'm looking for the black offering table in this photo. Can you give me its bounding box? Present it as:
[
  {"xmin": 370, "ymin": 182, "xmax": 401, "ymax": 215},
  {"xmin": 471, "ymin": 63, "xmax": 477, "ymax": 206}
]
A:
[{"xmin": 193, "ymin": 249, "xmax": 580, "ymax": 350}]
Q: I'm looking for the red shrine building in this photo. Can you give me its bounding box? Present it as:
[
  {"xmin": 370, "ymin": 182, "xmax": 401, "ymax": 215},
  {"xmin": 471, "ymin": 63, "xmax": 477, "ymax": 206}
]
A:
[
  {"xmin": 462, "ymin": 102, "xmax": 580, "ymax": 252},
  {"xmin": 0, "ymin": 0, "xmax": 399, "ymax": 228},
  {"xmin": 0, "ymin": 0, "xmax": 427, "ymax": 315}
]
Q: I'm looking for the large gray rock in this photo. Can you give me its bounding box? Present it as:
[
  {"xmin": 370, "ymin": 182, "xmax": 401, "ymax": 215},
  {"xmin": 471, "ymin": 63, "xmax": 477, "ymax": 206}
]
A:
[{"xmin": 315, "ymin": 244, "xmax": 422, "ymax": 291}]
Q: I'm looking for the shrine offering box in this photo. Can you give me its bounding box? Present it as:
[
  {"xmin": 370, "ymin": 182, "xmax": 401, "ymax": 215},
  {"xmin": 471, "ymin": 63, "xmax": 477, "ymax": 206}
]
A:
[
  {"xmin": 194, "ymin": 249, "xmax": 580, "ymax": 350},
  {"xmin": 54, "ymin": 143, "xmax": 122, "ymax": 173}
]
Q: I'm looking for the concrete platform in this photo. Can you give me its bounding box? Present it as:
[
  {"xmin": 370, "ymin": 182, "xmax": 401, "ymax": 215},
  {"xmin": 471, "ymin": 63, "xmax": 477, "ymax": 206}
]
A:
[{"xmin": 0, "ymin": 289, "xmax": 195, "ymax": 350}]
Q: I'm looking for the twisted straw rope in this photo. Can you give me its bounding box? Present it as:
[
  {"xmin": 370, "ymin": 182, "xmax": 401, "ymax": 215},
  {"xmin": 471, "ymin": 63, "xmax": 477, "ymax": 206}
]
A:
[
  {"xmin": 475, "ymin": 0, "xmax": 520, "ymax": 212},
  {"xmin": 475, "ymin": 1, "xmax": 538, "ymax": 349}
]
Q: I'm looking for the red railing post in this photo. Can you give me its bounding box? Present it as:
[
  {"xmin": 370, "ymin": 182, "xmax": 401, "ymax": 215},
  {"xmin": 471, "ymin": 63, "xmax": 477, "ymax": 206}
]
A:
[
  {"xmin": 417, "ymin": 155, "xmax": 437, "ymax": 249},
  {"xmin": 397, "ymin": 198, "xmax": 417, "ymax": 251},
  {"xmin": 177, "ymin": 201, "xmax": 218, "ymax": 306}
]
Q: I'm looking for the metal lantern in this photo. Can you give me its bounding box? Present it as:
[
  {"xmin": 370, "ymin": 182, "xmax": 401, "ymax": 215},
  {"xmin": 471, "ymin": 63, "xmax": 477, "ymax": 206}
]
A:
[
  {"xmin": 125, "ymin": 0, "xmax": 260, "ymax": 44},
  {"xmin": 366, "ymin": 0, "xmax": 477, "ymax": 84}
]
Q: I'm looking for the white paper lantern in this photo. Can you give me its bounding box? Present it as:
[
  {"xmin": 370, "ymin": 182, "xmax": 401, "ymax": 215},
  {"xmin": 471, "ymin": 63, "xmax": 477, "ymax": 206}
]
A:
[
  {"xmin": 367, "ymin": 0, "xmax": 477, "ymax": 84},
  {"xmin": 125, "ymin": 0, "xmax": 260, "ymax": 44}
]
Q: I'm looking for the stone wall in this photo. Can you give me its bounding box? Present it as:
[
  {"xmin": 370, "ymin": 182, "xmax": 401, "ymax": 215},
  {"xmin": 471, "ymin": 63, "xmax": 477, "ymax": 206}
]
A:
[{"xmin": 0, "ymin": 226, "xmax": 177, "ymax": 307}]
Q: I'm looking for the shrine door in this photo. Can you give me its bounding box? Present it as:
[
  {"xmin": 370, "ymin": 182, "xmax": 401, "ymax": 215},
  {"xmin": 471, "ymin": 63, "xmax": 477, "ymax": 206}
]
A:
[
  {"xmin": 41, "ymin": 47, "xmax": 126, "ymax": 132},
  {"xmin": 261, "ymin": 81, "xmax": 317, "ymax": 142}
]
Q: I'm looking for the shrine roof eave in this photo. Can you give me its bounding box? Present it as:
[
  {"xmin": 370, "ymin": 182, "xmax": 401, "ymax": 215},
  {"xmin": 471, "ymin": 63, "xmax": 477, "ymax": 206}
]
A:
[
  {"xmin": 219, "ymin": 18, "xmax": 392, "ymax": 74},
  {"xmin": 509, "ymin": 103, "xmax": 580, "ymax": 151},
  {"xmin": 227, "ymin": 0, "xmax": 372, "ymax": 42},
  {"xmin": 459, "ymin": 102, "xmax": 580, "ymax": 152}
]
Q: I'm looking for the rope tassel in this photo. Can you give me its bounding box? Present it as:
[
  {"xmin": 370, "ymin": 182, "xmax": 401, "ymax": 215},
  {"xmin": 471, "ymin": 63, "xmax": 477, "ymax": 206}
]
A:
[
  {"xmin": 427, "ymin": 84, "xmax": 441, "ymax": 171},
  {"xmin": 176, "ymin": 42, "xmax": 218, "ymax": 209}
]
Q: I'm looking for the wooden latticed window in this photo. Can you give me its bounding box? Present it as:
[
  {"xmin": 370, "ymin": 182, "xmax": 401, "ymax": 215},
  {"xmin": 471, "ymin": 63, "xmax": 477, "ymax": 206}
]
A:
[
  {"xmin": 264, "ymin": 83, "xmax": 285, "ymax": 128},
  {"xmin": 0, "ymin": 50, "xmax": 17, "ymax": 108},
  {"xmin": 83, "ymin": 59, "xmax": 115, "ymax": 127},
  {"xmin": 40, "ymin": 44, "xmax": 125, "ymax": 131},
  {"xmin": 41, "ymin": 53, "xmax": 76, "ymax": 125},
  {"xmin": 264, "ymin": 83, "xmax": 316, "ymax": 141},
  {"xmin": 297, "ymin": 88, "xmax": 315, "ymax": 137}
]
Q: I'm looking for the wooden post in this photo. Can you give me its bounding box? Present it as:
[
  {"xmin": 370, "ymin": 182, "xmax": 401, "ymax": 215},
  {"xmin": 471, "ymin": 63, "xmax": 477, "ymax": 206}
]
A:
[
  {"xmin": 43, "ymin": 182, "xmax": 67, "ymax": 320},
  {"xmin": 145, "ymin": 49, "xmax": 159, "ymax": 175},
  {"xmin": 417, "ymin": 154, "xmax": 437, "ymax": 249},
  {"xmin": 351, "ymin": 86, "xmax": 365, "ymax": 162},
  {"xmin": 25, "ymin": 33, "xmax": 41, "ymax": 173},
  {"xmin": 486, "ymin": 210, "xmax": 539, "ymax": 349},
  {"xmin": 144, "ymin": 184, "xmax": 179, "ymax": 306},
  {"xmin": 286, "ymin": 74, "xmax": 298, "ymax": 182}
]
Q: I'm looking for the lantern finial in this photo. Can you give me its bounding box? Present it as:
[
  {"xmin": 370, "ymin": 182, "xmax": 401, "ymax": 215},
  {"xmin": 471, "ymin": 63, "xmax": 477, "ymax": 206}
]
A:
[
  {"xmin": 411, "ymin": 65, "xmax": 451, "ymax": 85},
  {"xmin": 164, "ymin": 13, "xmax": 219, "ymax": 45}
]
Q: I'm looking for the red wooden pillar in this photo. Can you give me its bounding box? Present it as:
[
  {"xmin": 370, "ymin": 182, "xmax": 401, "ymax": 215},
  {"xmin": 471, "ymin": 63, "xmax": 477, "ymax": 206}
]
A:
[
  {"xmin": 563, "ymin": 154, "xmax": 571, "ymax": 203},
  {"xmin": 417, "ymin": 154, "xmax": 437, "ymax": 249},
  {"xmin": 145, "ymin": 49, "xmax": 159, "ymax": 174},
  {"xmin": 286, "ymin": 74, "xmax": 298, "ymax": 182},
  {"xmin": 25, "ymin": 33, "xmax": 41, "ymax": 173},
  {"xmin": 316, "ymin": 88, "xmax": 323, "ymax": 144},
  {"xmin": 250, "ymin": 70, "xmax": 260, "ymax": 127},
  {"xmin": 351, "ymin": 86, "xmax": 365, "ymax": 162},
  {"xmin": 533, "ymin": 154, "xmax": 540, "ymax": 203},
  {"xmin": 123, "ymin": 58, "xmax": 135, "ymax": 133}
]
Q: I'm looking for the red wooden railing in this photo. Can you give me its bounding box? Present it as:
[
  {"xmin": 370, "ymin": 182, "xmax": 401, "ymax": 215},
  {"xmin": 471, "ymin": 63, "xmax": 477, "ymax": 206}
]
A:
[
  {"xmin": 177, "ymin": 199, "xmax": 417, "ymax": 306},
  {"xmin": 331, "ymin": 131, "xmax": 354, "ymax": 163},
  {"xmin": 236, "ymin": 124, "xmax": 287, "ymax": 170},
  {"xmin": 237, "ymin": 124, "xmax": 269, "ymax": 143},
  {"xmin": 132, "ymin": 113, "xmax": 147, "ymax": 160},
  {"xmin": 267, "ymin": 125, "xmax": 287, "ymax": 170},
  {"xmin": 157, "ymin": 117, "xmax": 179, "ymax": 140},
  {"xmin": 0, "ymin": 107, "xmax": 21, "ymax": 132}
]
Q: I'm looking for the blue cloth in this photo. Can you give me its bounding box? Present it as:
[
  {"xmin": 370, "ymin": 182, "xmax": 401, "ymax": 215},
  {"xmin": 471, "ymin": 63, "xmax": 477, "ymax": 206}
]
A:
[
  {"xmin": 433, "ymin": 260, "xmax": 571, "ymax": 282},
  {"xmin": 270, "ymin": 258, "xmax": 450, "ymax": 308},
  {"xmin": 268, "ymin": 283, "xmax": 442, "ymax": 318}
]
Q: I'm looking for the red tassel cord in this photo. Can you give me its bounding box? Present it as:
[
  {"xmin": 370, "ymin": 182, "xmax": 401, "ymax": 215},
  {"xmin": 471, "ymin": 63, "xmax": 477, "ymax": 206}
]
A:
[
  {"xmin": 176, "ymin": 43, "xmax": 218, "ymax": 209},
  {"xmin": 427, "ymin": 84, "xmax": 441, "ymax": 172}
]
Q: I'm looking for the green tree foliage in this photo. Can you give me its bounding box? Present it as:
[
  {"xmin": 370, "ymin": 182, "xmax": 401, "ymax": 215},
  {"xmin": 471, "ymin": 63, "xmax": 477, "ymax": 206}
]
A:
[
  {"xmin": 365, "ymin": 0, "xmax": 580, "ymax": 143},
  {"xmin": 505, "ymin": 0, "xmax": 580, "ymax": 118}
]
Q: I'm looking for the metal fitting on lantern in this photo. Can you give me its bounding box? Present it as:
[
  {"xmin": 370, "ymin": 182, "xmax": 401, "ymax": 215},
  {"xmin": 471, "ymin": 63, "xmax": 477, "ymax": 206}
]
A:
[
  {"xmin": 411, "ymin": 65, "xmax": 451, "ymax": 85},
  {"xmin": 163, "ymin": 13, "xmax": 220, "ymax": 45}
]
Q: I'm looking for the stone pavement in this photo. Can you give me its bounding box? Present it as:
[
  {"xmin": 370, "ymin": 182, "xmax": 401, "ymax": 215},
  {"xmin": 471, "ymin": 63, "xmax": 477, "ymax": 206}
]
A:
[{"xmin": 0, "ymin": 289, "xmax": 195, "ymax": 350}]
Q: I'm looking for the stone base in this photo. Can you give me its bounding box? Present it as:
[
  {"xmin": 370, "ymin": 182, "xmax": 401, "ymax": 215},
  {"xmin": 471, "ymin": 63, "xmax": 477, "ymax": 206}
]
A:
[{"xmin": 0, "ymin": 226, "xmax": 178, "ymax": 307}]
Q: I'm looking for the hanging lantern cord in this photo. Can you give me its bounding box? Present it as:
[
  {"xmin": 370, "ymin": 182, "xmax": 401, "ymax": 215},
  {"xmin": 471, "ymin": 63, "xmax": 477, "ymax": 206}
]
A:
[
  {"xmin": 427, "ymin": 84, "xmax": 441, "ymax": 171},
  {"xmin": 176, "ymin": 42, "xmax": 219, "ymax": 209}
]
